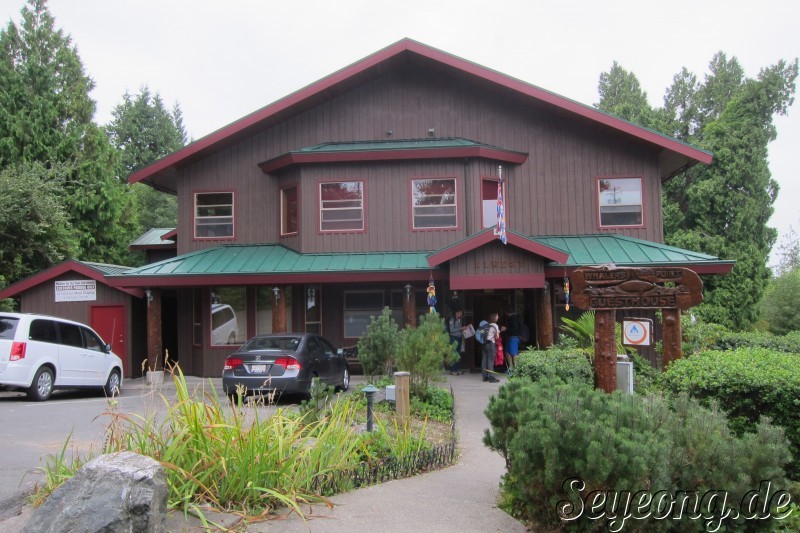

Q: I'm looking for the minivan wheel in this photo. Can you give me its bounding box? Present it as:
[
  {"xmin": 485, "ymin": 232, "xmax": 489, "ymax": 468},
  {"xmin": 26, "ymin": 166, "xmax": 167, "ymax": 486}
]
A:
[
  {"xmin": 28, "ymin": 367, "xmax": 54, "ymax": 401},
  {"xmin": 104, "ymin": 370, "xmax": 121, "ymax": 397}
]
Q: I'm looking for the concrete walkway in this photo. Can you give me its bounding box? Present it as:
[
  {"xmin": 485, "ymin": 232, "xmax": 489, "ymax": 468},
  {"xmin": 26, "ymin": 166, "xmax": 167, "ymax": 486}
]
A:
[{"xmin": 245, "ymin": 373, "xmax": 528, "ymax": 532}]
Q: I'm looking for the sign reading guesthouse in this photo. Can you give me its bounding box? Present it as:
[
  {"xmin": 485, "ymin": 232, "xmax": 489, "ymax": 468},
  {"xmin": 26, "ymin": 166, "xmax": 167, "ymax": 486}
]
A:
[{"xmin": 54, "ymin": 280, "xmax": 97, "ymax": 302}]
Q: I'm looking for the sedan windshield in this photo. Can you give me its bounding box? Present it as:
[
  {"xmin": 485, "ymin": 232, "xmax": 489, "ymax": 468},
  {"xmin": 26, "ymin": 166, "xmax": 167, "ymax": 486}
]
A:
[{"xmin": 242, "ymin": 336, "xmax": 301, "ymax": 352}]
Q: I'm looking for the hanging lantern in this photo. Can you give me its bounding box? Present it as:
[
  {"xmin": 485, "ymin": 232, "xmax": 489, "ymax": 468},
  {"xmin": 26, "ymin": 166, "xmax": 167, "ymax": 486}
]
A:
[{"xmin": 564, "ymin": 276, "xmax": 571, "ymax": 312}]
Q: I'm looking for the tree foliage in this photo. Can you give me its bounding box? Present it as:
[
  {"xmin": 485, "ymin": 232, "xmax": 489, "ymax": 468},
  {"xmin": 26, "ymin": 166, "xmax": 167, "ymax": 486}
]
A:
[
  {"xmin": 0, "ymin": 162, "xmax": 77, "ymax": 282},
  {"xmin": 760, "ymin": 269, "xmax": 800, "ymax": 335},
  {"xmin": 597, "ymin": 53, "xmax": 799, "ymax": 330},
  {"xmin": 0, "ymin": 0, "xmax": 136, "ymax": 268},
  {"xmin": 106, "ymin": 87, "xmax": 188, "ymax": 232}
]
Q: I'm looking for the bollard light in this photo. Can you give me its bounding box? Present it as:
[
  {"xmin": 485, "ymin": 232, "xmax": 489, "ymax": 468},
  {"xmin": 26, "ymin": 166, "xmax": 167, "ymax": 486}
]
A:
[{"xmin": 362, "ymin": 385, "xmax": 378, "ymax": 432}]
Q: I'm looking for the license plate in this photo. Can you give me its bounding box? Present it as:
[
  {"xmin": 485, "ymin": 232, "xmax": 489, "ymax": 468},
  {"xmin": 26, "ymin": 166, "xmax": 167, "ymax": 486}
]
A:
[{"xmin": 250, "ymin": 364, "xmax": 267, "ymax": 374}]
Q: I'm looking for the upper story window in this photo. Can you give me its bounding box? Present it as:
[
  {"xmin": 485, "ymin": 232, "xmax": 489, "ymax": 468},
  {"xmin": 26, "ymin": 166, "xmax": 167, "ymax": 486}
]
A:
[
  {"xmin": 320, "ymin": 181, "xmax": 364, "ymax": 232},
  {"xmin": 597, "ymin": 177, "xmax": 643, "ymax": 227},
  {"xmin": 281, "ymin": 186, "xmax": 298, "ymax": 235},
  {"xmin": 412, "ymin": 177, "xmax": 457, "ymax": 229},
  {"xmin": 482, "ymin": 179, "xmax": 499, "ymax": 228},
  {"xmin": 195, "ymin": 192, "xmax": 234, "ymax": 238}
]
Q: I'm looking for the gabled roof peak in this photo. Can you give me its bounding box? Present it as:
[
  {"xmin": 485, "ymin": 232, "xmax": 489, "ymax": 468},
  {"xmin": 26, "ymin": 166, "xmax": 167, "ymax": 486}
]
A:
[{"xmin": 129, "ymin": 39, "xmax": 711, "ymax": 192}]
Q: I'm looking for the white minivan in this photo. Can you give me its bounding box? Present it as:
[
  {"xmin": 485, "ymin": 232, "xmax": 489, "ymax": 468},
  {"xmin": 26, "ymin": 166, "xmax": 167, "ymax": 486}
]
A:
[{"xmin": 0, "ymin": 313, "xmax": 123, "ymax": 401}]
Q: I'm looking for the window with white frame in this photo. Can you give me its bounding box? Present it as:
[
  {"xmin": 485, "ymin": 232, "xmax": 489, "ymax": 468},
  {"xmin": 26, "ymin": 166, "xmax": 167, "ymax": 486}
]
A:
[
  {"xmin": 195, "ymin": 192, "xmax": 234, "ymax": 238},
  {"xmin": 412, "ymin": 178, "xmax": 457, "ymax": 229},
  {"xmin": 343, "ymin": 291, "xmax": 384, "ymax": 338},
  {"xmin": 320, "ymin": 181, "xmax": 364, "ymax": 231},
  {"xmin": 598, "ymin": 177, "xmax": 643, "ymax": 227}
]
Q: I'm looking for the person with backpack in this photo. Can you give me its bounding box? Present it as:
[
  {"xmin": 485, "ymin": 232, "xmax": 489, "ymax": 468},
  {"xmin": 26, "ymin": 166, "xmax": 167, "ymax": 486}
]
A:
[
  {"xmin": 480, "ymin": 312, "xmax": 500, "ymax": 382},
  {"xmin": 503, "ymin": 307, "xmax": 521, "ymax": 371},
  {"xmin": 447, "ymin": 309, "xmax": 468, "ymax": 375}
]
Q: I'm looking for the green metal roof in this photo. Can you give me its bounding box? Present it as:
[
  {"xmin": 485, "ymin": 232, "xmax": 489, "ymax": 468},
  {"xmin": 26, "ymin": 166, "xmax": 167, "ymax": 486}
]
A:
[
  {"xmin": 130, "ymin": 228, "xmax": 176, "ymax": 247},
  {"xmin": 116, "ymin": 244, "xmax": 434, "ymax": 277},
  {"xmin": 532, "ymin": 234, "xmax": 733, "ymax": 268},
  {"xmin": 296, "ymin": 137, "xmax": 516, "ymax": 153},
  {"xmin": 81, "ymin": 262, "xmax": 134, "ymax": 276}
]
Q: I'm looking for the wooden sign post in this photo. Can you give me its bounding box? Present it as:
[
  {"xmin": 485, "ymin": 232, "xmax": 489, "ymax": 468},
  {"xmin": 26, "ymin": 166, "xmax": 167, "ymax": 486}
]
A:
[{"xmin": 570, "ymin": 266, "xmax": 703, "ymax": 392}]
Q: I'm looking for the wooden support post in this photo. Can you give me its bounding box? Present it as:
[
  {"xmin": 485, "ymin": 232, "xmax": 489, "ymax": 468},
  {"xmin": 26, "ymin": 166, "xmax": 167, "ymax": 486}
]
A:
[
  {"xmin": 394, "ymin": 371, "xmax": 411, "ymax": 424},
  {"xmin": 535, "ymin": 282, "xmax": 554, "ymax": 348},
  {"xmin": 272, "ymin": 286, "xmax": 286, "ymax": 333},
  {"xmin": 661, "ymin": 308, "xmax": 682, "ymax": 369},
  {"xmin": 146, "ymin": 288, "xmax": 163, "ymax": 372},
  {"xmin": 594, "ymin": 309, "xmax": 617, "ymax": 393}
]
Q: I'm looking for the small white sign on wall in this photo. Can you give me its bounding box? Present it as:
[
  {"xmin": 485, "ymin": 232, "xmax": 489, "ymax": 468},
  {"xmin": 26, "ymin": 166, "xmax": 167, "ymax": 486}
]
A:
[{"xmin": 55, "ymin": 280, "xmax": 97, "ymax": 302}]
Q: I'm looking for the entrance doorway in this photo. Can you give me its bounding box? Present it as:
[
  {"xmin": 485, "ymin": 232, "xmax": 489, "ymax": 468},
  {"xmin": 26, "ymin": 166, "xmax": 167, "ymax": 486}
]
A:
[{"xmin": 471, "ymin": 292, "xmax": 512, "ymax": 369}]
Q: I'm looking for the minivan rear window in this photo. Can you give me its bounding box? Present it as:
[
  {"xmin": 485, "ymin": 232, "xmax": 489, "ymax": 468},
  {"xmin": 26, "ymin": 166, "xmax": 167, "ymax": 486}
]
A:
[
  {"xmin": 29, "ymin": 319, "xmax": 59, "ymax": 344},
  {"xmin": 0, "ymin": 316, "xmax": 19, "ymax": 340}
]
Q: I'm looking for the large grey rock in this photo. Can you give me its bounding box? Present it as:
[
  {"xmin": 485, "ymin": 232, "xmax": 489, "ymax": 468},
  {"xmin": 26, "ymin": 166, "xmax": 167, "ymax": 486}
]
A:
[{"xmin": 23, "ymin": 451, "xmax": 167, "ymax": 533}]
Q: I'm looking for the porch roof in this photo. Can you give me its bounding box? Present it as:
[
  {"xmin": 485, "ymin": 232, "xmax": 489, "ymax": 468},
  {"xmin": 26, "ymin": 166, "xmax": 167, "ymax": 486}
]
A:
[
  {"xmin": 534, "ymin": 234, "xmax": 735, "ymax": 275},
  {"xmin": 106, "ymin": 244, "xmax": 441, "ymax": 287}
]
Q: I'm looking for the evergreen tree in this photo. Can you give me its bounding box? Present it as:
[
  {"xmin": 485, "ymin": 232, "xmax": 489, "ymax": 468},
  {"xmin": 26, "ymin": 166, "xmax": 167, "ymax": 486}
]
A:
[
  {"xmin": 0, "ymin": 0, "xmax": 135, "ymax": 267},
  {"xmin": 597, "ymin": 54, "xmax": 798, "ymax": 330},
  {"xmin": 106, "ymin": 87, "xmax": 189, "ymax": 231}
]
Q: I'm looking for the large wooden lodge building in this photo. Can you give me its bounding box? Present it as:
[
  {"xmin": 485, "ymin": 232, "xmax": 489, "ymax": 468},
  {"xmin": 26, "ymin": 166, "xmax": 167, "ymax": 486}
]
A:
[{"xmin": 1, "ymin": 39, "xmax": 733, "ymax": 378}]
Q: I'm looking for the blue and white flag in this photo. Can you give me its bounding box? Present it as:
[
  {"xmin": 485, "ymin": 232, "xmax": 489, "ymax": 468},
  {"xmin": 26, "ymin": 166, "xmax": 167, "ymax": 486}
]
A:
[{"xmin": 494, "ymin": 165, "xmax": 507, "ymax": 244}]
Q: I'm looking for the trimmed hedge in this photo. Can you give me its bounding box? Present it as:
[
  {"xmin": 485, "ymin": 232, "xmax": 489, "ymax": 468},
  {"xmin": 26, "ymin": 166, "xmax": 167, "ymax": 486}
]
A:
[
  {"xmin": 712, "ymin": 330, "xmax": 800, "ymax": 354},
  {"xmin": 661, "ymin": 348, "xmax": 800, "ymax": 478}
]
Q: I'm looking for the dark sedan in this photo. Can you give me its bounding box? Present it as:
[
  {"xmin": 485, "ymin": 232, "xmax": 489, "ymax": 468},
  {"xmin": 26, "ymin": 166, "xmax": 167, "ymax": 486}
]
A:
[{"xmin": 222, "ymin": 333, "xmax": 350, "ymax": 400}]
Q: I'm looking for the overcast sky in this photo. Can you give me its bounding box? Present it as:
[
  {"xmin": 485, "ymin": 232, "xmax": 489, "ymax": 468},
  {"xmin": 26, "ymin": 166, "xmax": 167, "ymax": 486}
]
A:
[{"xmin": 2, "ymin": 0, "xmax": 798, "ymax": 263}]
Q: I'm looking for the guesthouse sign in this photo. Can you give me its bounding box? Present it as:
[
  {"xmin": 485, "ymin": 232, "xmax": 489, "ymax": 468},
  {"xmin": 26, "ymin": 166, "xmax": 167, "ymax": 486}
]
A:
[{"xmin": 570, "ymin": 266, "xmax": 703, "ymax": 310}]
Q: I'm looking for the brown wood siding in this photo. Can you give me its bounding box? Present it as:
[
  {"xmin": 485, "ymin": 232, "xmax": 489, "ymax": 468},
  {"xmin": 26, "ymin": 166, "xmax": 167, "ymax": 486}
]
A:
[
  {"xmin": 175, "ymin": 64, "xmax": 664, "ymax": 256},
  {"xmin": 19, "ymin": 273, "xmax": 137, "ymax": 377}
]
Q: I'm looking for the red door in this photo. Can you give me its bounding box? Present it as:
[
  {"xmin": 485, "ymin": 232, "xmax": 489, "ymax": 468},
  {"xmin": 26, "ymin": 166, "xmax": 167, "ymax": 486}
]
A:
[{"xmin": 91, "ymin": 305, "xmax": 126, "ymax": 367}]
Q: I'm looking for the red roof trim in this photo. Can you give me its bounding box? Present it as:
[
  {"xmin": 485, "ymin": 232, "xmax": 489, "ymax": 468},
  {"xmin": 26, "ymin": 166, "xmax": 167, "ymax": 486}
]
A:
[
  {"xmin": 544, "ymin": 263, "xmax": 735, "ymax": 277},
  {"xmin": 427, "ymin": 231, "xmax": 569, "ymax": 267},
  {"xmin": 259, "ymin": 146, "xmax": 529, "ymax": 173},
  {"xmin": 161, "ymin": 229, "xmax": 178, "ymax": 241},
  {"xmin": 129, "ymin": 39, "xmax": 711, "ymax": 186},
  {"xmin": 0, "ymin": 261, "xmax": 144, "ymax": 300}
]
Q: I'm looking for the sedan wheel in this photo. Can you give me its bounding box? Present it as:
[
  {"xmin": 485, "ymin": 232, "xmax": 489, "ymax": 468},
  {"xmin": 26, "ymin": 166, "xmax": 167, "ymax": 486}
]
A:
[
  {"xmin": 337, "ymin": 367, "xmax": 350, "ymax": 392},
  {"xmin": 28, "ymin": 367, "xmax": 54, "ymax": 401}
]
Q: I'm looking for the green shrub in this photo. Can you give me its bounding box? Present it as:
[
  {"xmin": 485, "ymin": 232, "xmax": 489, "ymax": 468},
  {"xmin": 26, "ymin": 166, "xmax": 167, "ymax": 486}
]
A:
[
  {"xmin": 395, "ymin": 313, "xmax": 458, "ymax": 395},
  {"xmin": 410, "ymin": 386, "xmax": 453, "ymax": 422},
  {"xmin": 680, "ymin": 315, "xmax": 730, "ymax": 355},
  {"xmin": 484, "ymin": 378, "xmax": 792, "ymax": 530},
  {"xmin": 712, "ymin": 330, "xmax": 800, "ymax": 353},
  {"xmin": 512, "ymin": 346, "xmax": 593, "ymax": 385},
  {"xmin": 357, "ymin": 306, "xmax": 400, "ymax": 381},
  {"xmin": 661, "ymin": 348, "xmax": 800, "ymax": 478}
]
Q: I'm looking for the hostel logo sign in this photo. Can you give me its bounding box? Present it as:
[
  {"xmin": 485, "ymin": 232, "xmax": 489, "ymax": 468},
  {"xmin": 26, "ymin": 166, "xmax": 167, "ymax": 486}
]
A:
[
  {"xmin": 570, "ymin": 266, "xmax": 703, "ymax": 311},
  {"xmin": 623, "ymin": 319, "xmax": 651, "ymax": 346}
]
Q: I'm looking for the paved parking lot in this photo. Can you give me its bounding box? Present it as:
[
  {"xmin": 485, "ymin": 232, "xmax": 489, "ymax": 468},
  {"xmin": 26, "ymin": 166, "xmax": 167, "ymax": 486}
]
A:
[{"xmin": 0, "ymin": 375, "xmax": 297, "ymax": 512}]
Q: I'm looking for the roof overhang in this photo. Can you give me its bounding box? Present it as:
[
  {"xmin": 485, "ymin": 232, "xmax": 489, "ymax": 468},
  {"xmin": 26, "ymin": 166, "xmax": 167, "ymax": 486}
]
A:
[
  {"xmin": 259, "ymin": 138, "xmax": 529, "ymax": 173},
  {"xmin": 0, "ymin": 260, "xmax": 144, "ymax": 300},
  {"xmin": 128, "ymin": 38, "xmax": 712, "ymax": 193}
]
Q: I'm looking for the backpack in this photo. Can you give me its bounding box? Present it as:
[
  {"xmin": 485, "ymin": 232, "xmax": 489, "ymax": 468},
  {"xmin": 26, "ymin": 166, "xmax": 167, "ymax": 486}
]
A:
[
  {"xmin": 519, "ymin": 323, "xmax": 530, "ymax": 343},
  {"xmin": 475, "ymin": 320, "xmax": 490, "ymax": 345}
]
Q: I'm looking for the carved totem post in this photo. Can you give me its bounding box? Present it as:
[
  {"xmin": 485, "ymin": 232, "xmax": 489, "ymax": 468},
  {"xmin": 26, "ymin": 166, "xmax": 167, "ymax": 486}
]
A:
[{"xmin": 570, "ymin": 266, "xmax": 703, "ymax": 392}]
